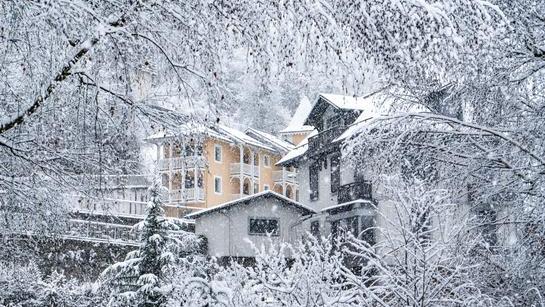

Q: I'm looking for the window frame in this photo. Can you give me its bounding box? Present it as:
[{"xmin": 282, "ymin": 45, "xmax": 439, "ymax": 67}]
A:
[
  {"xmin": 214, "ymin": 144, "xmax": 222, "ymax": 163},
  {"xmin": 330, "ymin": 154, "xmax": 341, "ymax": 193},
  {"xmin": 309, "ymin": 160, "xmax": 320, "ymax": 201},
  {"xmin": 248, "ymin": 217, "xmax": 280, "ymax": 236},
  {"xmin": 214, "ymin": 176, "xmax": 222, "ymax": 194},
  {"xmin": 263, "ymin": 154, "xmax": 271, "ymax": 168},
  {"xmin": 310, "ymin": 220, "xmax": 320, "ymax": 238}
]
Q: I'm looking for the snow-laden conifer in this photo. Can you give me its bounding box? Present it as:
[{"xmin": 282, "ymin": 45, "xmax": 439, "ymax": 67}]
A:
[{"xmin": 100, "ymin": 179, "xmax": 200, "ymax": 306}]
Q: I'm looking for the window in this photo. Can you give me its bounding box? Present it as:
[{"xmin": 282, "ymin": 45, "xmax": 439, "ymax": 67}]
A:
[
  {"xmin": 214, "ymin": 176, "xmax": 222, "ymax": 194},
  {"xmin": 309, "ymin": 161, "xmax": 320, "ymax": 201},
  {"xmin": 254, "ymin": 153, "xmax": 260, "ymax": 166},
  {"xmin": 243, "ymin": 181, "xmax": 251, "ymax": 195},
  {"xmin": 330, "ymin": 154, "xmax": 341, "ymax": 193},
  {"xmin": 346, "ymin": 216, "xmax": 359, "ymax": 236},
  {"xmin": 263, "ymin": 184, "xmax": 270, "ymax": 191},
  {"xmin": 360, "ymin": 216, "xmax": 376, "ymax": 246},
  {"xmin": 263, "ymin": 155, "xmax": 270, "ymax": 167},
  {"xmin": 214, "ymin": 144, "xmax": 222, "ymax": 162},
  {"xmin": 185, "ymin": 173, "xmax": 194, "ymax": 188},
  {"xmin": 249, "ymin": 218, "xmax": 279, "ymax": 236},
  {"xmin": 254, "ymin": 183, "xmax": 259, "ymax": 194},
  {"xmin": 325, "ymin": 114, "xmax": 343, "ymax": 129},
  {"xmin": 310, "ymin": 221, "xmax": 320, "ymax": 238}
]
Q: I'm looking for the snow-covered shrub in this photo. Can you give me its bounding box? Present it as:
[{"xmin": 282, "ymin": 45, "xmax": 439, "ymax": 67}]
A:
[
  {"xmin": 172, "ymin": 237, "xmax": 355, "ymax": 307},
  {"xmin": 0, "ymin": 261, "xmax": 104, "ymax": 307}
]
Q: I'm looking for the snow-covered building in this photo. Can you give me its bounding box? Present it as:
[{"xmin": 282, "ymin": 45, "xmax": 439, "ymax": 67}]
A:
[
  {"xmin": 145, "ymin": 123, "xmax": 300, "ymax": 218},
  {"xmin": 186, "ymin": 191, "xmax": 315, "ymax": 260},
  {"xmin": 277, "ymin": 92, "xmax": 394, "ymax": 249}
]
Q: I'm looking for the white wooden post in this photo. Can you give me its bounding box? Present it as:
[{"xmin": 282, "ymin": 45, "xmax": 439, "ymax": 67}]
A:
[
  {"xmin": 257, "ymin": 152, "xmax": 260, "ymax": 193},
  {"xmin": 168, "ymin": 140, "xmax": 173, "ymax": 202},
  {"xmin": 239, "ymin": 145, "xmax": 244, "ymax": 196},
  {"xmin": 194, "ymin": 141, "xmax": 199, "ymax": 200},
  {"xmin": 282, "ymin": 166, "xmax": 287, "ymax": 196},
  {"xmin": 181, "ymin": 139, "xmax": 186, "ymax": 203},
  {"xmin": 250, "ymin": 149, "xmax": 255, "ymax": 194}
]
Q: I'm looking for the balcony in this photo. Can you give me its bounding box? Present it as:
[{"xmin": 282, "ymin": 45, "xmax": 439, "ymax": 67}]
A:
[
  {"xmin": 169, "ymin": 187, "xmax": 205, "ymax": 202},
  {"xmin": 230, "ymin": 163, "xmax": 260, "ymax": 178},
  {"xmin": 75, "ymin": 198, "xmax": 148, "ymax": 217},
  {"xmin": 158, "ymin": 156, "xmax": 205, "ymax": 171},
  {"xmin": 84, "ymin": 175, "xmax": 151, "ymax": 188},
  {"xmin": 337, "ymin": 181, "xmax": 372, "ymax": 204},
  {"xmin": 307, "ymin": 126, "xmax": 346, "ymax": 156},
  {"xmin": 273, "ymin": 170, "xmax": 298, "ymax": 185}
]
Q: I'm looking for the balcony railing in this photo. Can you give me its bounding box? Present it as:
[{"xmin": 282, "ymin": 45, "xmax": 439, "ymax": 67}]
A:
[
  {"xmin": 230, "ymin": 163, "xmax": 260, "ymax": 178},
  {"xmin": 307, "ymin": 126, "xmax": 346, "ymax": 155},
  {"xmin": 75, "ymin": 198, "xmax": 148, "ymax": 217},
  {"xmin": 158, "ymin": 156, "xmax": 205, "ymax": 171},
  {"xmin": 272, "ymin": 170, "xmax": 298, "ymax": 185},
  {"xmin": 66, "ymin": 219, "xmax": 193, "ymax": 245},
  {"xmin": 84, "ymin": 175, "xmax": 151, "ymax": 188},
  {"xmin": 168, "ymin": 187, "xmax": 205, "ymax": 202},
  {"xmin": 337, "ymin": 181, "xmax": 372, "ymax": 204},
  {"xmin": 67, "ymin": 219, "xmax": 139, "ymax": 244}
]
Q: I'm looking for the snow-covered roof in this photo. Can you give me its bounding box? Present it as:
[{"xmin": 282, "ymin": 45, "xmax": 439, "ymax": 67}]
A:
[
  {"xmin": 245, "ymin": 128, "xmax": 295, "ymax": 153},
  {"xmin": 280, "ymin": 96, "xmax": 314, "ymax": 134},
  {"xmin": 145, "ymin": 123, "xmax": 226, "ymax": 142},
  {"xmin": 319, "ymin": 93, "xmax": 370, "ymax": 111},
  {"xmin": 276, "ymin": 129, "xmax": 317, "ymax": 166},
  {"xmin": 216, "ymin": 125, "xmax": 274, "ymax": 150},
  {"xmin": 335, "ymin": 90, "xmax": 431, "ymax": 142},
  {"xmin": 145, "ymin": 123, "xmax": 280, "ymax": 152},
  {"xmin": 321, "ymin": 199, "xmax": 374, "ymax": 213},
  {"xmin": 185, "ymin": 191, "xmax": 316, "ymax": 218}
]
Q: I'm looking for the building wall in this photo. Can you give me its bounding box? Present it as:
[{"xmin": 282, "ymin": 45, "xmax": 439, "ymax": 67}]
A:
[
  {"xmin": 197, "ymin": 138, "xmax": 288, "ymax": 209},
  {"xmin": 204, "ymin": 139, "xmax": 236, "ymax": 207},
  {"xmin": 194, "ymin": 198, "xmax": 308, "ymax": 258},
  {"xmin": 292, "ymin": 133, "xmax": 308, "ymax": 146}
]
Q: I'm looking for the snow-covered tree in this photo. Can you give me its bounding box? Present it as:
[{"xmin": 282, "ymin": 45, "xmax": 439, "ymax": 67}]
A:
[
  {"xmin": 173, "ymin": 237, "xmax": 354, "ymax": 307},
  {"xmin": 0, "ymin": 261, "xmax": 103, "ymax": 307},
  {"xmin": 100, "ymin": 180, "xmax": 200, "ymax": 306},
  {"xmin": 342, "ymin": 181, "xmax": 492, "ymax": 306}
]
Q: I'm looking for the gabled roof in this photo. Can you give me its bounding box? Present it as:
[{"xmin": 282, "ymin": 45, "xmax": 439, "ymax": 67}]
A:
[
  {"xmin": 145, "ymin": 123, "xmax": 277, "ymax": 152},
  {"xmin": 276, "ymin": 129, "xmax": 317, "ymax": 166},
  {"xmin": 304, "ymin": 93, "xmax": 374, "ymax": 128},
  {"xmin": 335, "ymin": 89, "xmax": 432, "ymax": 142},
  {"xmin": 280, "ymin": 96, "xmax": 314, "ymax": 134},
  {"xmin": 245, "ymin": 128, "xmax": 295, "ymax": 154},
  {"xmin": 216, "ymin": 125, "xmax": 273, "ymax": 150},
  {"xmin": 319, "ymin": 93, "xmax": 370, "ymax": 111},
  {"xmin": 185, "ymin": 191, "xmax": 316, "ymax": 219}
]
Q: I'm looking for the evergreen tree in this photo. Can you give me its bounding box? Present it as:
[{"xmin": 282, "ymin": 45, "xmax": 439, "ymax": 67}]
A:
[{"xmin": 100, "ymin": 180, "xmax": 198, "ymax": 306}]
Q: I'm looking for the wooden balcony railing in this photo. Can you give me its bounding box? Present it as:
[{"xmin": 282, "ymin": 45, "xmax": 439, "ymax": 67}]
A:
[
  {"xmin": 307, "ymin": 126, "xmax": 346, "ymax": 155},
  {"xmin": 75, "ymin": 198, "xmax": 148, "ymax": 217},
  {"xmin": 230, "ymin": 163, "xmax": 260, "ymax": 178},
  {"xmin": 337, "ymin": 181, "xmax": 372, "ymax": 204},
  {"xmin": 158, "ymin": 156, "xmax": 205, "ymax": 171},
  {"xmin": 169, "ymin": 187, "xmax": 205, "ymax": 202},
  {"xmin": 272, "ymin": 170, "xmax": 298, "ymax": 185}
]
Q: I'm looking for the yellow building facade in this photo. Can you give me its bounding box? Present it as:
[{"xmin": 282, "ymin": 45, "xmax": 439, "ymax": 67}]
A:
[{"xmin": 146, "ymin": 124, "xmax": 298, "ymax": 218}]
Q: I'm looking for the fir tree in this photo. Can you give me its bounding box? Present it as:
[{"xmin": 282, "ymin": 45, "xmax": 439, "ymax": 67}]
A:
[{"xmin": 100, "ymin": 179, "xmax": 197, "ymax": 307}]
